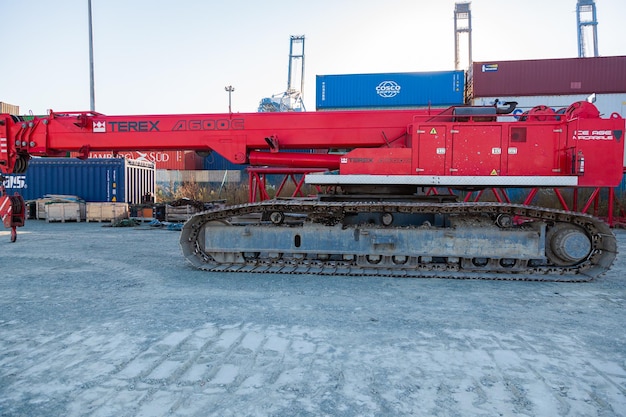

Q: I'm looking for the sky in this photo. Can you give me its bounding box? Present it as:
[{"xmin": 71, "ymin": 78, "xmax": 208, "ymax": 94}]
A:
[{"xmin": 1, "ymin": 0, "xmax": 624, "ymax": 115}]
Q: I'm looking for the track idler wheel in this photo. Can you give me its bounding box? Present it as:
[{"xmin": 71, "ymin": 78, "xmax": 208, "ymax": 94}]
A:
[
  {"xmin": 546, "ymin": 223, "xmax": 592, "ymax": 266},
  {"xmin": 380, "ymin": 212, "xmax": 394, "ymax": 226},
  {"xmin": 269, "ymin": 211, "xmax": 285, "ymax": 225}
]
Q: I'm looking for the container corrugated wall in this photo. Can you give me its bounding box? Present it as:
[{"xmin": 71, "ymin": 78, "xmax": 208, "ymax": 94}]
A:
[
  {"xmin": 472, "ymin": 93, "xmax": 626, "ymax": 118},
  {"xmin": 0, "ymin": 102, "xmax": 20, "ymax": 115},
  {"xmin": 203, "ymin": 153, "xmax": 242, "ymax": 171},
  {"xmin": 316, "ymin": 71, "xmax": 465, "ymax": 110},
  {"xmin": 3, "ymin": 158, "xmax": 155, "ymax": 204},
  {"xmin": 472, "ymin": 56, "xmax": 626, "ymax": 97}
]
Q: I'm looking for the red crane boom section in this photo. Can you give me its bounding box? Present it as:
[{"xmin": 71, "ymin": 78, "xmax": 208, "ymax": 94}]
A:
[{"xmin": 0, "ymin": 102, "xmax": 624, "ymax": 188}]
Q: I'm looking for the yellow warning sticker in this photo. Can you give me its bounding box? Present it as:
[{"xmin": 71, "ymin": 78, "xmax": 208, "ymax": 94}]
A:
[
  {"xmin": 430, "ymin": 128, "xmax": 437, "ymax": 135},
  {"xmin": 490, "ymin": 169, "xmax": 498, "ymax": 176}
]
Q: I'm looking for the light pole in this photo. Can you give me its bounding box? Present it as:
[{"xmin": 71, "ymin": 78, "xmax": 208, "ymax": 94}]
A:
[
  {"xmin": 225, "ymin": 85, "xmax": 235, "ymax": 113},
  {"xmin": 88, "ymin": 0, "xmax": 95, "ymax": 111}
]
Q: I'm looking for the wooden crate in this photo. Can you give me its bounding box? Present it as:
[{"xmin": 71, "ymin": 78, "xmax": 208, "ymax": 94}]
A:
[
  {"xmin": 36, "ymin": 196, "xmax": 85, "ymax": 220},
  {"xmin": 86, "ymin": 202, "xmax": 129, "ymax": 222},
  {"xmin": 165, "ymin": 204, "xmax": 201, "ymax": 222},
  {"xmin": 45, "ymin": 202, "xmax": 85, "ymax": 222},
  {"xmin": 36, "ymin": 199, "xmax": 47, "ymax": 220}
]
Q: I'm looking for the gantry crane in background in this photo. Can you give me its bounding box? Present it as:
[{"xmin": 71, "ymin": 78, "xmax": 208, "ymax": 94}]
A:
[
  {"xmin": 258, "ymin": 35, "xmax": 306, "ymax": 112},
  {"xmin": 577, "ymin": 0, "xmax": 599, "ymax": 57},
  {"xmin": 454, "ymin": 2, "xmax": 472, "ymax": 72},
  {"xmin": 454, "ymin": 2, "xmax": 473, "ymax": 103},
  {"xmin": 457, "ymin": 1, "xmax": 602, "ymax": 63}
]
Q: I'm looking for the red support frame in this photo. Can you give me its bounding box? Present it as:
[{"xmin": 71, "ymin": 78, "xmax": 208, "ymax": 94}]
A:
[
  {"xmin": 247, "ymin": 167, "xmax": 327, "ymax": 202},
  {"xmin": 466, "ymin": 186, "xmax": 626, "ymax": 227},
  {"xmin": 463, "ymin": 188, "xmax": 512, "ymax": 203}
]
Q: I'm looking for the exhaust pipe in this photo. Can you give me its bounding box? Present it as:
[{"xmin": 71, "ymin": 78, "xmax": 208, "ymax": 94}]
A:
[{"xmin": 496, "ymin": 101, "xmax": 518, "ymax": 114}]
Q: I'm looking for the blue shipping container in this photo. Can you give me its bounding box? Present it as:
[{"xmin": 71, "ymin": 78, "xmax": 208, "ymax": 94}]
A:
[
  {"xmin": 2, "ymin": 158, "xmax": 155, "ymax": 204},
  {"xmin": 203, "ymin": 150, "xmax": 313, "ymax": 171},
  {"xmin": 203, "ymin": 153, "xmax": 242, "ymax": 171},
  {"xmin": 316, "ymin": 70, "xmax": 465, "ymax": 109}
]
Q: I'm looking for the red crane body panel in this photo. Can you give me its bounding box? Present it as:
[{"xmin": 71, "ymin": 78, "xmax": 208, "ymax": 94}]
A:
[{"xmin": 1, "ymin": 102, "xmax": 624, "ymax": 188}]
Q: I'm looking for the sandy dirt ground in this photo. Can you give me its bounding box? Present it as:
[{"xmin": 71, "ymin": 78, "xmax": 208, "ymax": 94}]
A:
[{"xmin": 1, "ymin": 220, "xmax": 625, "ymax": 416}]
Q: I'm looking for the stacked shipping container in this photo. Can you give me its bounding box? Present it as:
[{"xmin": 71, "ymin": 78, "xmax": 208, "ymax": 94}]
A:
[
  {"xmin": 316, "ymin": 70, "xmax": 465, "ymax": 110},
  {"xmin": 471, "ymin": 56, "xmax": 626, "ymax": 118}
]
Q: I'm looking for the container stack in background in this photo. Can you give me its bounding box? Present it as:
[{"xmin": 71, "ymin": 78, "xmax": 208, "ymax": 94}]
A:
[
  {"xmin": 314, "ymin": 57, "xmax": 625, "ymax": 116},
  {"xmin": 470, "ymin": 56, "xmax": 626, "ymax": 123},
  {"xmin": 3, "ymin": 158, "xmax": 155, "ymax": 222},
  {"xmin": 2, "ymin": 147, "xmax": 241, "ymax": 222},
  {"xmin": 74, "ymin": 150, "xmax": 241, "ymax": 204}
]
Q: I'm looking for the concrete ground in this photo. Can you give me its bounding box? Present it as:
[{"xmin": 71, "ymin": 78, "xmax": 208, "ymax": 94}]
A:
[{"xmin": 1, "ymin": 220, "xmax": 625, "ymax": 416}]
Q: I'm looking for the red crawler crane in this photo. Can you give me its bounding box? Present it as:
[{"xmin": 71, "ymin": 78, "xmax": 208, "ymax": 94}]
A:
[{"xmin": 1, "ymin": 101, "xmax": 624, "ymax": 280}]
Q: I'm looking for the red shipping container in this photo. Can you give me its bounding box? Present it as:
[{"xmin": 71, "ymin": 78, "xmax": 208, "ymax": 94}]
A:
[
  {"xmin": 182, "ymin": 150, "xmax": 204, "ymax": 170},
  {"xmin": 472, "ymin": 56, "xmax": 626, "ymax": 97},
  {"xmin": 70, "ymin": 150, "xmax": 203, "ymax": 170}
]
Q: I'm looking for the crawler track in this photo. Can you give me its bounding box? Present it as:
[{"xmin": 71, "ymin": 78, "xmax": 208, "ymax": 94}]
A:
[{"xmin": 180, "ymin": 200, "xmax": 617, "ymax": 282}]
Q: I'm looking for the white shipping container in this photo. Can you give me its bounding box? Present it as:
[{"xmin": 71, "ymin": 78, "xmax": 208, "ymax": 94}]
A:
[
  {"xmin": 0, "ymin": 101, "xmax": 20, "ymax": 115},
  {"xmin": 156, "ymin": 169, "xmax": 241, "ymax": 183},
  {"xmin": 472, "ymin": 93, "xmax": 626, "ymax": 118}
]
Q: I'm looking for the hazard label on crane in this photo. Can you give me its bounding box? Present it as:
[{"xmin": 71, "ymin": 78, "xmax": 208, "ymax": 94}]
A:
[
  {"xmin": 430, "ymin": 128, "xmax": 437, "ymax": 135},
  {"xmin": 490, "ymin": 169, "xmax": 498, "ymax": 176}
]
